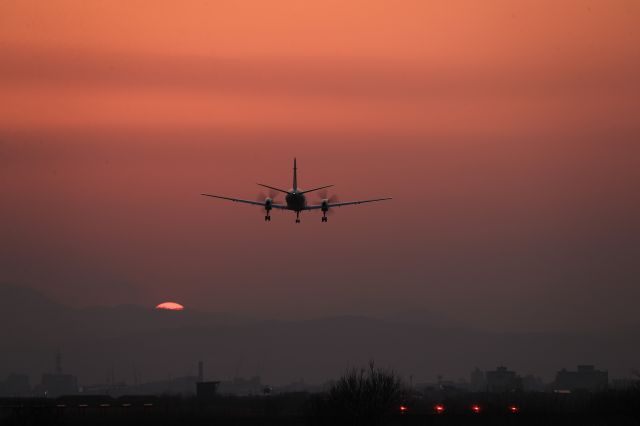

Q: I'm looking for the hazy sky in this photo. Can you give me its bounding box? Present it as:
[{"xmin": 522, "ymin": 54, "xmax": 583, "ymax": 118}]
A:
[{"xmin": 1, "ymin": 1, "xmax": 639, "ymax": 332}]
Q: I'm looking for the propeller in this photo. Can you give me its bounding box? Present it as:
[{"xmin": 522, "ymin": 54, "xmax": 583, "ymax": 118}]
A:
[
  {"xmin": 317, "ymin": 189, "xmax": 339, "ymax": 204},
  {"xmin": 317, "ymin": 189, "xmax": 339, "ymax": 220},
  {"xmin": 256, "ymin": 189, "xmax": 279, "ymax": 221},
  {"xmin": 256, "ymin": 188, "xmax": 279, "ymax": 203}
]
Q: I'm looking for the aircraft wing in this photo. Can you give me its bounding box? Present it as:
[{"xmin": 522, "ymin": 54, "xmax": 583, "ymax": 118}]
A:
[
  {"xmin": 201, "ymin": 194, "xmax": 287, "ymax": 209},
  {"xmin": 305, "ymin": 197, "xmax": 392, "ymax": 210},
  {"xmin": 269, "ymin": 203, "xmax": 288, "ymax": 209}
]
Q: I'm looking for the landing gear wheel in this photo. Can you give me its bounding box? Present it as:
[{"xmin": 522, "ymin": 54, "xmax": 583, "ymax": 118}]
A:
[
  {"xmin": 296, "ymin": 219, "xmax": 300, "ymax": 223},
  {"xmin": 265, "ymin": 215, "xmax": 271, "ymax": 221}
]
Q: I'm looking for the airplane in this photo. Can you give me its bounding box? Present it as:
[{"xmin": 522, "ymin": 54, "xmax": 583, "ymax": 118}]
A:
[{"xmin": 201, "ymin": 158, "xmax": 391, "ymax": 223}]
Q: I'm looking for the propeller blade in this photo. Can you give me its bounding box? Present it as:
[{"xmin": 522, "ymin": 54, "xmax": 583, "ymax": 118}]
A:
[
  {"xmin": 317, "ymin": 189, "xmax": 339, "ymax": 203},
  {"xmin": 316, "ymin": 190, "xmax": 338, "ymax": 218},
  {"xmin": 255, "ymin": 189, "xmax": 279, "ymax": 202},
  {"xmin": 255, "ymin": 190, "xmax": 277, "ymax": 221}
]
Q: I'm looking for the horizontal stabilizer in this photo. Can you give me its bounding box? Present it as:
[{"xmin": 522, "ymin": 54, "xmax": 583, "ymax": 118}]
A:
[
  {"xmin": 256, "ymin": 183, "xmax": 291, "ymax": 194},
  {"xmin": 300, "ymin": 184, "xmax": 334, "ymax": 194}
]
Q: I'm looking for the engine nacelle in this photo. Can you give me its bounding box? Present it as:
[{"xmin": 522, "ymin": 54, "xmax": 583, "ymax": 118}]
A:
[
  {"xmin": 264, "ymin": 198, "xmax": 273, "ymax": 211},
  {"xmin": 321, "ymin": 199, "xmax": 329, "ymax": 212}
]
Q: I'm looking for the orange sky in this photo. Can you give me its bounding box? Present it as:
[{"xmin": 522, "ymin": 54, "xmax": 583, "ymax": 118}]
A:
[
  {"xmin": 1, "ymin": 1, "xmax": 639, "ymax": 332},
  {"xmin": 1, "ymin": 1, "xmax": 639, "ymax": 131}
]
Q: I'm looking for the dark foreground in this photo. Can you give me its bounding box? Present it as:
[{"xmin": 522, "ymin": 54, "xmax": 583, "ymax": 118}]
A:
[{"xmin": 2, "ymin": 390, "xmax": 639, "ymax": 426}]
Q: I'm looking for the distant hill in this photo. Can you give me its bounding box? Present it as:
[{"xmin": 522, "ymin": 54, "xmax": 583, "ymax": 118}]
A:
[{"xmin": 1, "ymin": 283, "xmax": 638, "ymax": 386}]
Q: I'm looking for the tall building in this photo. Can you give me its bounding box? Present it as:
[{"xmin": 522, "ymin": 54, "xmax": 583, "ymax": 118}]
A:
[
  {"xmin": 40, "ymin": 351, "xmax": 78, "ymax": 397},
  {"xmin": 485, "ymin": 366, "xmax": 522, "ymax": 393},
  {"xmin": 470, "ymin": 367, "xmax": 486, "ymax": 392},
  {"xmin": 553, "ymin": 365, "xmax": 608, "ymax": 392}
]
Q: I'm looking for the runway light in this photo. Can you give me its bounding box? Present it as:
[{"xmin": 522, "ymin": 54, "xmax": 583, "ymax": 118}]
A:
[
  {"xmin": 434, "ymin": 404, "xmax": 445, "ymax": 413},
  {"xmin": 509, "ymin": 405, "xmax": 519, "ymax": 413},
  {"xmin": 471, "ymin": 404, "xmax": 481, "ymax": 413},
  {"xmin": 399, "ymin": 405, "xmax": 408, "ymax": 413}
]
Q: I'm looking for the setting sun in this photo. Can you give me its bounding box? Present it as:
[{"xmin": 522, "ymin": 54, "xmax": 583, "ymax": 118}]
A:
[{"xmin": 155, "ymin": 302, "xmax": 184, "ymax": 311}]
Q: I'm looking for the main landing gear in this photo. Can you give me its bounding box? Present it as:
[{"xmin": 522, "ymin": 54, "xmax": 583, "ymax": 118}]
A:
[
  {"xmin": 264, "ymin": 215, "xmax": 271, "ymax": 221},
  {"xmin": 295, "ymin": 212, "xmax": 301, "ymax": 223},
  {"xmin": 322, "ymin": 212, "xmax": 328, "ymax": 222}
]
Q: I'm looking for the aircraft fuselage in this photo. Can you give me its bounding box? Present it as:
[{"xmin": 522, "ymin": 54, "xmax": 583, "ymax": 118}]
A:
[{"xmin": 285, "ymin": 190, "xmax": 306, "ymax": 211}]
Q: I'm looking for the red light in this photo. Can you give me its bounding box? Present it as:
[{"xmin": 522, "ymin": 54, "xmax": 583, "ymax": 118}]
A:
[
  {"xmin": 509, "ymin": 405, "xmax": 519, "ymax": 413},
  {"xmin": 471, "ymin": 404, "xmax": 481, "ymax": 413},
  {"xmin": 399, "ymin": 405, "xmax": 408, "ymax": 413},
  {"xmin": 434, "ymin": 404, "xmax": 445, "ymax": 413}
]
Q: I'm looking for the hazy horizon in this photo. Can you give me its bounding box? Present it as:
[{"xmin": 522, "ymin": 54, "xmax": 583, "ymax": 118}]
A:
[{"xmin": 2, "ymin": 282, "xmax": 639, "ymax": 387}]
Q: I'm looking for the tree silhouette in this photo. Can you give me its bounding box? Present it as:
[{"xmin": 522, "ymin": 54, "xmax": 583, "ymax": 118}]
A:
[{"xmin": 322, "ymin": 360, "xmax": 407, "ymax": 426}]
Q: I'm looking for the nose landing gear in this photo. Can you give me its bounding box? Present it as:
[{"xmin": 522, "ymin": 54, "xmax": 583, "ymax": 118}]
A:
[
  {"xmin": 295, "ymin": 211, "xmax": 301, "ymax": 223},
  {"xmin": 264, "ymin": 215, "xmax": 271, "ymax": 221}
]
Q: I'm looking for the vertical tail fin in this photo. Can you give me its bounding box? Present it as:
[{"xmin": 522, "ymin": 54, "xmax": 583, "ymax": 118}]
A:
[{"xmin": 293, "ymin": 158, "xmax": 298, "ymax": 191}]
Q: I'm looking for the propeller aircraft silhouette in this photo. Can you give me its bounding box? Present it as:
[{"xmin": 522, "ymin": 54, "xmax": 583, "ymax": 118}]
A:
[{"xmin": 201, "ymin": 159, "xmax": 391, "ymax": 223}]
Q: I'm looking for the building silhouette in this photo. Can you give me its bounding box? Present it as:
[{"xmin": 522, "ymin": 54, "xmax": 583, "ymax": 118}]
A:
[
  {"xmin": 195, "ymin": 360, "xmax": 219, "ymax": 401},
  {"xmin": 470, "ymin": 367, "xmax": 486, "ymax": 392},
  {"xmin": 485, "ymin": 366, "xmax": 522, "ymax": 393},
  {"xmin": 0, "ymin": 373, "xmax": 31, "ymax": 397},
  {"xmin": 553, "ymin": 365, "xmax": 608, "ymax": 392},
  {"xmin": 39, "ymin": 351, "xmax": 78, "ymax": 397},
  {"xmin": 522, "ymin": 374, "xmax": 545, "ymax": 392},
  {"xmin": 41, "ymin": 373, "xmax": 78, "ymax": 397},
  {"xmin": 217, "ymin": 376, "xmax": 263, "ymax": 396}
]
